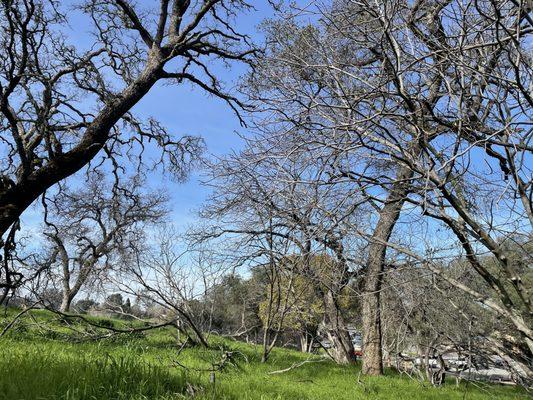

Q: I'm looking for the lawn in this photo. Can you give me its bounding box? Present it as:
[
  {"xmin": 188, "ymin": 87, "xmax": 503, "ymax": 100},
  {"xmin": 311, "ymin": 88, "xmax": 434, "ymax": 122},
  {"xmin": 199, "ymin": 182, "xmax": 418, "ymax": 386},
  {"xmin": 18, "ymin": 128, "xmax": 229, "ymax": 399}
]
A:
[{"xmin": 0, "ymin": 309, "xmax": 528, "ymax": 400}]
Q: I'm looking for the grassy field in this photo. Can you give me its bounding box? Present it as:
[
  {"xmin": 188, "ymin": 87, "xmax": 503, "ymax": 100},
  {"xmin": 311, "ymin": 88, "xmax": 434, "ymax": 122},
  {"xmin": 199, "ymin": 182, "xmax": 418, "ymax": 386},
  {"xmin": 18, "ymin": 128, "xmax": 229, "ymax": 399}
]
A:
[{"xmin": 0, "ymin": 309, "xmax": 528, "ymax": 400}]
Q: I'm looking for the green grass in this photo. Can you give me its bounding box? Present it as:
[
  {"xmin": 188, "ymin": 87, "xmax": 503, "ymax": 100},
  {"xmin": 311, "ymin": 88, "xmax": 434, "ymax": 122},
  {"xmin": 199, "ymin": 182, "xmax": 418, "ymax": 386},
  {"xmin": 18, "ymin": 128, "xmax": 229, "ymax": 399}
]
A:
[{"xmin": 0, "ymin": 308, "xmax": 528, "ymax": 400}]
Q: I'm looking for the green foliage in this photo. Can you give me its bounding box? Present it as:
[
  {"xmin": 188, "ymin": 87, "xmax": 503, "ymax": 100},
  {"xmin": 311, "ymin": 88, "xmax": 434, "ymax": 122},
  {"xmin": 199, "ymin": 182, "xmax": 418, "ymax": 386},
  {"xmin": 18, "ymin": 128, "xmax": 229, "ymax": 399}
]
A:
[
  {"xmin": 258, "ymin": 272, "xmax": 323, "ymax": 333},
  {"xmin": 203, "ymin": 274, "xmax": 262, "ymax": 334},
  {"xmin": 0, "ymin": 309, "xmax": 526, "ymax": 400}
]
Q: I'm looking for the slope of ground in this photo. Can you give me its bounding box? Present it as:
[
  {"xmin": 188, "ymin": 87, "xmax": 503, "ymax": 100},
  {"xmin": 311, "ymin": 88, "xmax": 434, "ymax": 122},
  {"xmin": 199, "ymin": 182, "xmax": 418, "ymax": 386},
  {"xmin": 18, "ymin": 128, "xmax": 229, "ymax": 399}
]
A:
[{"xmin": 0, "ymin": 309, "xmax": 528, "ymax": 400}]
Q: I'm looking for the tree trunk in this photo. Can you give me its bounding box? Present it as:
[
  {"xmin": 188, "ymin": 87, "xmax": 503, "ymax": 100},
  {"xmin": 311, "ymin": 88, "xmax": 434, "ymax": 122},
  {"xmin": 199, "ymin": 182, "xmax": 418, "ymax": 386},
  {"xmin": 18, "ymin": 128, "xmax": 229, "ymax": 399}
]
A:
[
  {"xmin": 362, "ymin": 165, "xmax": 414, "ymax": 375},
  {"xmin": 58, "ymin": 241, "xmax": 72, "ymax": 313},
  {"xmin": 59, "ymin": 292, "xmax": 72, "ymax": 313},
  {"xmin": 323, "ymin": 289, "xmax": 356, "ymax": 364},
  {"xmin": 299, "ymin": 332, "xmax": 308, "ymax": 353},
  {"xmin": 185, "ymin": 314, "xmax": 209, "ymax": 348},
  {"xmin": 261, "ymin": 328, "xmax": 271, "ymax": 362},
  {"xmin": 299, "ymin": 331, "xmax": 315, "ymax": 353}
]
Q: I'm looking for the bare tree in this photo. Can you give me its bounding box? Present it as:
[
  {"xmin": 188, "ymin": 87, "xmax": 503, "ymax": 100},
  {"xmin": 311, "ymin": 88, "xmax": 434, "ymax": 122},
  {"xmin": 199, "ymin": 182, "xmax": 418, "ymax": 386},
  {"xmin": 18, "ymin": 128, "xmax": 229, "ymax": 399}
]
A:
[
  {"xmin": 195, "ymin": 134, "xmax": 367, "ymax": 364},
  {"xmin": 41, "ymin": 172, "xmax": 166, "ymax": 312},
  {"xmin": 0, "ymin": 0, "xmax": 255, "ymax": 290},
  {"xmin": 380, "ymin": 248, "xmax": 532, "ymax": 385},
  {"xmin": 243, "ymin": 3, "xmax": 425, "ymax": 373},
  {"xmin": 242, "ymin": 0, "xmax": 531, "ymax": 376},
  {"xmin": 116, "ymin": 226, "xmax": 232, "ymax": 348}
]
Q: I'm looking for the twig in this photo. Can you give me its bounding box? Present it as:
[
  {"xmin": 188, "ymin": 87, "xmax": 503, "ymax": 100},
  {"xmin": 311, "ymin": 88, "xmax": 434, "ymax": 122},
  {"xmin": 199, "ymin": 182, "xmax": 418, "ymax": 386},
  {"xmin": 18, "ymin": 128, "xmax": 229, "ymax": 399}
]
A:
[
  {"xmin": 267, "ymin": 358, "xmax": 326, "ymax": 375},
  {"xmin": 0, "ymin": 302, "xmax": 40, "ymax": 337}
]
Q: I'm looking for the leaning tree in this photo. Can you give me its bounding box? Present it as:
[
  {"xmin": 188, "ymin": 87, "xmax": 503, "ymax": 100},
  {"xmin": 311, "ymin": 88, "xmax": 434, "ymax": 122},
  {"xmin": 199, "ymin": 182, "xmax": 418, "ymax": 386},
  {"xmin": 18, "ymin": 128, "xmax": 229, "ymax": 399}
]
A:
[{"xmin": 0, "ymin": 0, "xmax": 254, "ymax": 294}]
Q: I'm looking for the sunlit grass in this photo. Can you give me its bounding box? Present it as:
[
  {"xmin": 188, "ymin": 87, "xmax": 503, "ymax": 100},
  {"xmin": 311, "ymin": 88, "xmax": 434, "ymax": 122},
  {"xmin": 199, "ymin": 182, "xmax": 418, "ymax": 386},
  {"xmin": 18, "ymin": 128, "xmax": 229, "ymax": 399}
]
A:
[{"xmin": 0, "ymin": 308, "xmax": 527, "ymax": 399}]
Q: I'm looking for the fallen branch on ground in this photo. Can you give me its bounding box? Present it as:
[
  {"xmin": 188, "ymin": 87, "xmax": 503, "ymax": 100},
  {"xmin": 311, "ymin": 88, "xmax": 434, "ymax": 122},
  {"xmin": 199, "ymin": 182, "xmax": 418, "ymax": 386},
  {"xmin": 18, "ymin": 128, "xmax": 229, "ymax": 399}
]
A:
[
  {"xmin": 267, "ymin": 358, "xmax": 326, "ymax": 375},
  {"xmin": 0, "ymin": 301, "xmax": 40, "ymax": 337}
]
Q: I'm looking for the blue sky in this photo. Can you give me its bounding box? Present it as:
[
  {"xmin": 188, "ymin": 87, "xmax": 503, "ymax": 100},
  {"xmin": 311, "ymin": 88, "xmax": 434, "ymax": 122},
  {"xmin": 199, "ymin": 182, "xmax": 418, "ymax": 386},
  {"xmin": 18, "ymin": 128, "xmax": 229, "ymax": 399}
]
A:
[
  {"xmin": 129, "ymin": 0, "xmax": 275, "ymax": 226},
  {"xmin": 21, "ymin": 0, "xmax": 278, "ymax": 234}
]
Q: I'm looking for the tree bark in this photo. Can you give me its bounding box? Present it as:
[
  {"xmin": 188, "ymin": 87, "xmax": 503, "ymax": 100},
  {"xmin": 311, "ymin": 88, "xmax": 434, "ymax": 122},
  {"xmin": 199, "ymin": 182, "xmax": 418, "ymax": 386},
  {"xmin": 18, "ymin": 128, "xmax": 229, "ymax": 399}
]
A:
[
  {"xmin": 59, "ymin": 293, "xmax": 72, "ymax": 313},
  {"xmin": 180, "ymin": 310, "xmax": 209, "ymax": 348},
  {"xmin": 362, "ymin": 164, "xmax": 414, "ymax": 375},
  {"xmin": 299, "ymin": 331, "xmax": 315, "ymax": 353},
  {"xmin": 323, "ymin": 289, "xmax": 356, "ymax": 364},
  {"xmin": 299, "ymin": 332, "xmax": 308, "ymax": 353}
]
